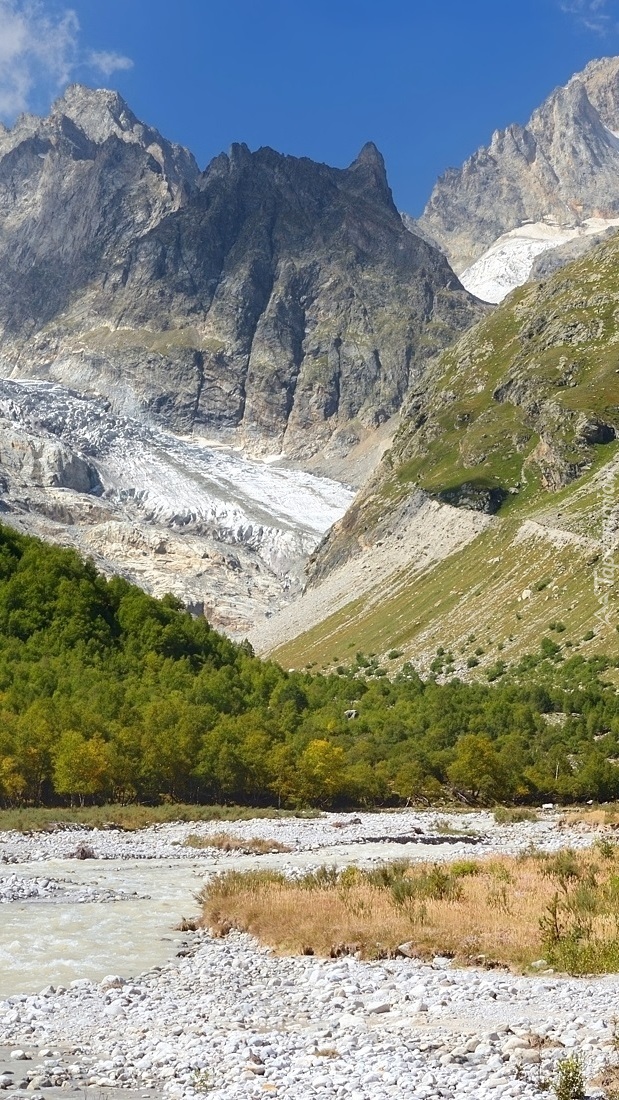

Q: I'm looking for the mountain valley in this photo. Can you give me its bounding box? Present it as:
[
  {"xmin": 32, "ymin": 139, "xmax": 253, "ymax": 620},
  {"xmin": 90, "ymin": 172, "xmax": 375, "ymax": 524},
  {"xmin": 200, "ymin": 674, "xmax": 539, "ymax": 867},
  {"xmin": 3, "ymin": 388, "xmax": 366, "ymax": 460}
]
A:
[
  {"xmin": 1, "ymin": 59, "xmax": 619, "ymax": 666},
  {"xmin": 0, "ymin": 83, "xmax": 487, "ymax": 633},
  {"xmin": 4, "ymin": 22, "xmax": 619, "ymax": 1100}
]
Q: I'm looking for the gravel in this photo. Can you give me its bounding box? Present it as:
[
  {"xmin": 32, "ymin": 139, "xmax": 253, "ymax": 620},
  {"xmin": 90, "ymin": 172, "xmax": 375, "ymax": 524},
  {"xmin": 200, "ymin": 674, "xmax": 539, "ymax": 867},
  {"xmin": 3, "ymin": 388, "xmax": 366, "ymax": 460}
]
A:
[
  {"xmin": 0, "ymin": 808, "xmax": 600, "ymax": 864},
  {"xmin": 0, "ymin": 808, "xmax": 613, "ymax": 1099},
  {"xmin": 0, "ymin": 932, "xmax": 615, "ymax": 1099}
]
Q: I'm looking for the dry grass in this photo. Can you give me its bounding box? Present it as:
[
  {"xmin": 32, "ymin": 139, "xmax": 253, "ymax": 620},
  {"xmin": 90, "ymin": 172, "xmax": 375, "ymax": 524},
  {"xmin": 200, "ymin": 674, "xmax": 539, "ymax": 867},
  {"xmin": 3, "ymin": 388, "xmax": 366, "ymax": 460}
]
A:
[
  {"xmin": 184, "ymin": 831, "xmax": 291, "ymax": 854},
  {"xmin": 559, "ymin": 807, "xmax": 619, "ymax": 829},
  {"xmin": 593, "ymin": 1062, "xmax": 619, "ymax": 1098},
  {"xmin": 200, "ymin": 847, "xmax": 619, "ymax": 973}
]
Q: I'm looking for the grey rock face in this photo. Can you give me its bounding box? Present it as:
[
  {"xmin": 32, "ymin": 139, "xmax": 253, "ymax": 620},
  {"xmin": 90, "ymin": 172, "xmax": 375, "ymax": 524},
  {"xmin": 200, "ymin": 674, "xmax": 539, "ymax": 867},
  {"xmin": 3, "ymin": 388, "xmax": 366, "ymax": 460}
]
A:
[
  {"xmin": 415, "ymin": 56, "xmax": 619, "ymax": 272},
  {"xmin": 0, "ymin": 423, "xmax": 101, "ymax": 493},
  {"xmin": 0, "ymin": 87, "xmax": 481, "ymax": 461}
]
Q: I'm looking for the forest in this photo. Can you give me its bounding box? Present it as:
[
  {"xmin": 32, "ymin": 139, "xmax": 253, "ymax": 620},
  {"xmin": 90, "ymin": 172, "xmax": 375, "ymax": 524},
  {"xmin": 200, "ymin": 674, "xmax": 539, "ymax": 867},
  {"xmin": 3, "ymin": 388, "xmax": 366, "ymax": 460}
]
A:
[{"xmin": 0, "ymin": 523, "xmax": 618, "ymax": 809}]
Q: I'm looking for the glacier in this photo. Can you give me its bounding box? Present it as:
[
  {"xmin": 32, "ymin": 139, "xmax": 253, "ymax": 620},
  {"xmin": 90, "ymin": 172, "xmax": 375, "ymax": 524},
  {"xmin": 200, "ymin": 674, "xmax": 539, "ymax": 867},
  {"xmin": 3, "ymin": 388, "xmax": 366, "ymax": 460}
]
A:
[
  {"xmin": 459, "ymin": 217, "xmax": 619, "ymax": 303},
  {"xmin": 0, "ymin": 379, "xmax": 355, "ymax": 636}
]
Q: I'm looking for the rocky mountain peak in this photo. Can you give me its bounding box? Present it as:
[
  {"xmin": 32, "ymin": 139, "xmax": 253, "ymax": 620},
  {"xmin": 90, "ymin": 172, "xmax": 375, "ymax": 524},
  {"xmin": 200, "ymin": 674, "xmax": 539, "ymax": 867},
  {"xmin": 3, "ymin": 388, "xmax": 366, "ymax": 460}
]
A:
[
  {"xmin": 0, "ymin": 88, "xmax": 483, "ymax": 467},
  {"xmin": 225, "ymin": 140, "xmax": 253, "ymax": 170},
  {"xmin": 345, "ymin": 141, "xmax": 392, "ymax": 204},
  {"xmin": 52, "ymin": 83, "xmax": 139, "ymax": 144},
  {"xmin": 413, "ymin": 55, "xmax": 619, "ymax": 297},
  {"xmin": 0, "ymin": 82, "xmax": 199, "ymax": 191}
]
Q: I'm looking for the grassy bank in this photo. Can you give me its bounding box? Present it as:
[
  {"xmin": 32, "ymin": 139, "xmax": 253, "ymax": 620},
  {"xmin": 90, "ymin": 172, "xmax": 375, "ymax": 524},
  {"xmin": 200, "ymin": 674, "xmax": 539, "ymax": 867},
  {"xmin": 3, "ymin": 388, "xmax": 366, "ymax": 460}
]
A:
[
  {"xmin": 200, "ymin": 844, "xmax": 619, "ymax": 974},
  {"xmin": 0, "ymin": 803, "xmax": 317, "ymax": 834}
]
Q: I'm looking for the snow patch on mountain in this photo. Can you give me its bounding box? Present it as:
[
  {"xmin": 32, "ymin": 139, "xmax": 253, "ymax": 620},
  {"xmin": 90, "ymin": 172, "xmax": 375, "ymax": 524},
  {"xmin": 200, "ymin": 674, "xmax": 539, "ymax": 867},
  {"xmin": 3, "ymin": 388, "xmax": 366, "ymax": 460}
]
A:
[{"xmin": 459, "ymin": 217, "xmax": 619, "ymax": 303}]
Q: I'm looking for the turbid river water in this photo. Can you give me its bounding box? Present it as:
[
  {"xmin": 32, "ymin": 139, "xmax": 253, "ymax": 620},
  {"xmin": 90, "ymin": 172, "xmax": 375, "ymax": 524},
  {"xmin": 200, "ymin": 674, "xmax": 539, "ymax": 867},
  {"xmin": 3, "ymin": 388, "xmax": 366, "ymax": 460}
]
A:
[{"xmin": 0, "ymin": 860, "xmax": 204, "ymax": 996}]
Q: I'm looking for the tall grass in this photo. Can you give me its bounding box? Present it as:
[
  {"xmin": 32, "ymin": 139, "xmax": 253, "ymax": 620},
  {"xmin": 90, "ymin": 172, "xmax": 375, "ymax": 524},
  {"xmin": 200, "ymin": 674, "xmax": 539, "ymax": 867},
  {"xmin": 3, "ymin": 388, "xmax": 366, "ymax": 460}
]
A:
[
  {"xmin": 493, "ymin": 807, "xmax": 539, "ymax": 824},
  {"xmin": 184, "ymin": 832, "xmax": 291, "ymax": 854},
  {"xmin": 200, "ymin": 846, "xmax": 619, "ymax": 973}
]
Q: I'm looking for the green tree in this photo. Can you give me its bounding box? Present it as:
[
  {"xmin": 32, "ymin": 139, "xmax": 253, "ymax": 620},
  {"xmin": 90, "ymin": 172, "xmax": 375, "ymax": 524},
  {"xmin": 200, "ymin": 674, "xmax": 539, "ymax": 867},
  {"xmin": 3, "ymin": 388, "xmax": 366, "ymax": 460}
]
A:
[{"xmin": 447, "ymin": 735, "xmax": 511, "ymax": 803}]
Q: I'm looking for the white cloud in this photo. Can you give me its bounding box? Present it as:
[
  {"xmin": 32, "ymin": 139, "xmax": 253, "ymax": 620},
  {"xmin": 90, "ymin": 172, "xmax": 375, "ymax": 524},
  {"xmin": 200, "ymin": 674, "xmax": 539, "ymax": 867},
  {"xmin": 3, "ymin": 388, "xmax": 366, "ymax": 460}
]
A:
[
  {"xmin": 558, "ymin": 0, "xmax": 615, "ymax": 33},
  {"xmin": 0, "ymin": 0, "xmax": 134, "ymax": 122},
  {"xmin": 0, "ymin": 0, "xmax": 78, "ymax": 118},
  {"xmin": 88, "ymin": 50, "xmax": 133, "ymax": 78}
]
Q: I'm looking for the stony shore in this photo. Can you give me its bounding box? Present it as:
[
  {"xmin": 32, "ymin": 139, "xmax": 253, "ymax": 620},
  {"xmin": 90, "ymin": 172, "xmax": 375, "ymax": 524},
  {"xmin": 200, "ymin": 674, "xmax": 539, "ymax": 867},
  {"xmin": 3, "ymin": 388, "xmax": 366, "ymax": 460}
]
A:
[
  {"xmin": 0, "ymin": 808, "xmax": 599, "ymax": 864},
  {"xmin": 0, "ymin": 810, "xmax": 615, "ymax": 1100}
]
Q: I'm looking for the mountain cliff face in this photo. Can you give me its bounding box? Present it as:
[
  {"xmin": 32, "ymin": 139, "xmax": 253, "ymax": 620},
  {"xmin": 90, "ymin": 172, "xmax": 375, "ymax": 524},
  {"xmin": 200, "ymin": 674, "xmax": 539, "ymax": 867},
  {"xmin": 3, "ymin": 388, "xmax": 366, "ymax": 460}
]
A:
[
  {"xmin": 0, "ymin": 85, "xmax": 482, "ymax": 464},
  {"xmin": 414, "ymin": 56, "xmax": 619, "ymax": 298}
]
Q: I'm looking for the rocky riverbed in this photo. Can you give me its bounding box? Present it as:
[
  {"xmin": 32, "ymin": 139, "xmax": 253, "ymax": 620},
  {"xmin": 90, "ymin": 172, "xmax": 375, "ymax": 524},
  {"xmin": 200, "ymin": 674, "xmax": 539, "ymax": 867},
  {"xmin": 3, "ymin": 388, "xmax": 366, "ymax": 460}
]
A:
[
  {"xmin": 0, "ymin": 810, "xmax": 615, "ymax": 1099},
  {"xmin": 0, "ymin": 808, "xmax": 599, "ymax": 864}
]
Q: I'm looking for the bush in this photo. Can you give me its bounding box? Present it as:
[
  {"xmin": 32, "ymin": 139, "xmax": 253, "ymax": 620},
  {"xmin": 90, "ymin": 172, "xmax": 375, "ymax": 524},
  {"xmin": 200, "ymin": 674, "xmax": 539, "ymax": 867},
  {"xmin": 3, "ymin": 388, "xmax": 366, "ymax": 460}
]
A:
[
  {"xmin": 534, "ymin": 577, "xmax": 552, "ymax": 592},
  {"xmin": 450, "ymin": 859, "xmax": 480, "ymax": 878},
  {"xmin": 554, "ymin": 1055, "xmax": 585, "ymax": 1100}
]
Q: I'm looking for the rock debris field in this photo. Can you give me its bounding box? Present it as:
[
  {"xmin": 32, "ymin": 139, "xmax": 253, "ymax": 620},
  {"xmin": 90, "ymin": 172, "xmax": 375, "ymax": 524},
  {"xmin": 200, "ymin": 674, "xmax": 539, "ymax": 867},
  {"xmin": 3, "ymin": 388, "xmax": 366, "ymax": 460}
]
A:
[{"xmin": 0, "ymin": 810, "xmax": 616, "ymax": 1100}]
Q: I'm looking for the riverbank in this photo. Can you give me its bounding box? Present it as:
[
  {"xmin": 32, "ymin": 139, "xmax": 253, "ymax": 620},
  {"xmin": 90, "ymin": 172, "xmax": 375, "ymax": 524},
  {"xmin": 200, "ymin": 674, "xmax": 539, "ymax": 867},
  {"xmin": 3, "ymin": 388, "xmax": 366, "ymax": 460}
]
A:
[
  {"xmin": 0, "ymin": 807, "xmax": 603, "ymax": 863},
  {"xmin": 1, "ymin": 927, "xmax": 618, "ymax": 1099},
  {"xmin": 0, "ymin": 809, "xmax": 615, "ymax": 1099}
]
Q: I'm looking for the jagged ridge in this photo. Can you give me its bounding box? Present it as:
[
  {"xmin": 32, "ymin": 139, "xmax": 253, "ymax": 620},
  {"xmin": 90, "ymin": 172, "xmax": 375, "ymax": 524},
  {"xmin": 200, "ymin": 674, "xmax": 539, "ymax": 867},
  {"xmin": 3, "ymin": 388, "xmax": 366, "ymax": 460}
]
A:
[
  {"xmin": 414, "ymin": 55, "xmax": 619, "ymax": 277},
  {"xmin": 0, "ymin": 86, "xmax": 483, "ymax": 465}
]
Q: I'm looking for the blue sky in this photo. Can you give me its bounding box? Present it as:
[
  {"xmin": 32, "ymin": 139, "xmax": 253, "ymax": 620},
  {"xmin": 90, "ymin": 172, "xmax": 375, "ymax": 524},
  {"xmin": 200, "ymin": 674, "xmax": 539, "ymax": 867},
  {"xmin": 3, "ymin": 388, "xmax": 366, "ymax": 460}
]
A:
[{"xmin": 1, "ymin": 0, "xmax": 619, "ymax": 213}]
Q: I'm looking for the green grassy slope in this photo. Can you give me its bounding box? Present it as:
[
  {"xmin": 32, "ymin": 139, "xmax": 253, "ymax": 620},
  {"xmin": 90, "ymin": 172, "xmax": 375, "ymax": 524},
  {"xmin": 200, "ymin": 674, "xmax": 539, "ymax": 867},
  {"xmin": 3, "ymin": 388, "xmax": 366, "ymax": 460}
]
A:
[{"xmin": 271, "ymin": 235, "xmax": 619, "ymax": 675}]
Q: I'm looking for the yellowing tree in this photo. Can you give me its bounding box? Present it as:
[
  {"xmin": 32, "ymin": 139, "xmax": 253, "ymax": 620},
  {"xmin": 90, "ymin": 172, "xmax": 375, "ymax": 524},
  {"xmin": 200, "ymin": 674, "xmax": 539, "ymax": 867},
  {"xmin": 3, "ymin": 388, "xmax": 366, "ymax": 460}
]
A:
[
  {"xmin": 53, "ymin": 732, "xmax": 110, "ymax": 806},
  {"xmin": 0, "ymin": 755, "xmax": 26, "ymax": 805},
  {"xmin": 298, "ymin": 739, "xmax": 346, "ymax": 805},
  {"xmin": 447, "ymin": 734, "xmax": 511, "ymax": 803}
]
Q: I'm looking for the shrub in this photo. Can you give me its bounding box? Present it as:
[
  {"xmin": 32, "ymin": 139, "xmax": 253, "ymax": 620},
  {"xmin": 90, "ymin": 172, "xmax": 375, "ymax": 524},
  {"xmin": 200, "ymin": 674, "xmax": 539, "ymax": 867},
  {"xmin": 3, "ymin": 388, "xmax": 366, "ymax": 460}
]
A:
[
  {"xmin": 534, "ymin": 577, "xmax": 552, "ymax": 592},
  {"xmin": 554, "ymin": 1055, "xmax": 585, "ymax": 1100},
  {"xmin": 486, "ymin": 660, "xmax": 507, "ymax": 681},
  {"xmin": 449, "ymin": 859, "xmax": 480, "ymax": 878}
]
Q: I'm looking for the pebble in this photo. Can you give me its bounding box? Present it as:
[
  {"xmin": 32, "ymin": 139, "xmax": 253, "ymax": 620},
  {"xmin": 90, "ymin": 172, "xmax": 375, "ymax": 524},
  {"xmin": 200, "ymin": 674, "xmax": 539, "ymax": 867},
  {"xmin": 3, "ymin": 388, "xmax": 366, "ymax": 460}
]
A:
[
  {"xmin": 0, "ymin": 808, "xmax": 615, "ymax": 1099},
  {"xmin": 0, "ymin": 808, "xmax": 601, "ymax": 864}
]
